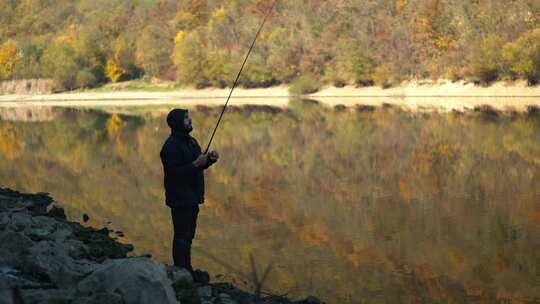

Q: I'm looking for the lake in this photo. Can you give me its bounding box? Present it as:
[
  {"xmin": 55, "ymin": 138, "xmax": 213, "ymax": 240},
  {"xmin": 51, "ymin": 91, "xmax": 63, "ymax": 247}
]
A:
[{"xmin": 1, "ymin": 102, "xmax": 539, "ymax": 303}]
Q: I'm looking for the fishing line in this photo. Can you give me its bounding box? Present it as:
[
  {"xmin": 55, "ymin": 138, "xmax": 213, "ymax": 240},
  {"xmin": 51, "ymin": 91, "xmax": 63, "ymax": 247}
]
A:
[{"xmin": 203, "ymin": 0, "xmax": 277, "ymax": 154}]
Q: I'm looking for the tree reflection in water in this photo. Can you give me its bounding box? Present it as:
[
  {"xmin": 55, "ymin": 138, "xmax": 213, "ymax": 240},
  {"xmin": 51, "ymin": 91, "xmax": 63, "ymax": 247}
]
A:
[{"xmin": 1, "ymin": 103, "xmax": 539, "ymax": 303}]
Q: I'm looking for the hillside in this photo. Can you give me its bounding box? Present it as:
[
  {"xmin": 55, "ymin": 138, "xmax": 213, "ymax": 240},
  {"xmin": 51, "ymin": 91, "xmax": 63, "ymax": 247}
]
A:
[{"xmin": 1, "ymin": 0, "xmax": 539, "ymax": 92}]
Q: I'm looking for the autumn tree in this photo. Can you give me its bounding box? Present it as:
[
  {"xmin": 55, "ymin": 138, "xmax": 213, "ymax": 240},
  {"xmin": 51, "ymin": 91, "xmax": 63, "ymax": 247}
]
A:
[
  {"xmin": 503, "ymin": 29, "xmax": 540, "ymax": 85},
  {"xmin": 0, "ymin": 40, "xmax": 19, "ymax": 80},
  {"xmin": 136, "ymin": 24, "xmax": 174, "ymax": 78},
  {"xmin": 41, "ymin": 42, "xmax": 79, "ymax": 91}
]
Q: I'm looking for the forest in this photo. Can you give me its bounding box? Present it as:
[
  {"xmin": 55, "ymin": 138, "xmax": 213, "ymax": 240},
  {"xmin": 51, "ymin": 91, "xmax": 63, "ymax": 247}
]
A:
[{"xmin": 1, "ymin": 0, "xmax": 540, "ymax": 92}]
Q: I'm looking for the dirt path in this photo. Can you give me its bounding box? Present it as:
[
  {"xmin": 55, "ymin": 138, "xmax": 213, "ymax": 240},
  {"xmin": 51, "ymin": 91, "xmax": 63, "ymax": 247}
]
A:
[{"xmin": 1, "ymin": 81, "xmax": 540, "ymax": 112}]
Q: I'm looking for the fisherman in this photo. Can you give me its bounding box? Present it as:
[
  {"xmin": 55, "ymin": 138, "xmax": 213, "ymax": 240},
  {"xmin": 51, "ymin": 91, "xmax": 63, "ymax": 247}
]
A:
[{"xmin": 160, "ymin": 108, "xmax": 219, "ymax": 274}]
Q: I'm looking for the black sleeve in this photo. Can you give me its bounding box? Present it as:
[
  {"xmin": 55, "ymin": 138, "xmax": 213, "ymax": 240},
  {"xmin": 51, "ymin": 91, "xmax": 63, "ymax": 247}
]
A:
[{"xmin": 161, "ymin": 143, "xmax": 200, "ymax": 179}]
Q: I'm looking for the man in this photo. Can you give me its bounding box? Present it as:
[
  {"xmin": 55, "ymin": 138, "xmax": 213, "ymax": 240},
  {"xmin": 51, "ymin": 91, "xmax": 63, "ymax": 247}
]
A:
[{"xmin": 160, "ymin": 108, "xmax": 219, "ymax": 273}]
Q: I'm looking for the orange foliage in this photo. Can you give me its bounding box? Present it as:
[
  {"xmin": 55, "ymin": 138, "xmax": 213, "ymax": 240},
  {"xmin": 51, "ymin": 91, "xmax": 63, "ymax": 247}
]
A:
[
  {"xmin": 395, "ymin": 0, "xmax": 407, "ymax": 14},
  {"xmin": 299, "ymin": 223, "xmax": 330, "ymax": 246},
  {"xmin": 527, "ymin": 207, "xmax": 540, "ymax": 224},
  {"xmin": 399, "ymin": 178, "xmax": 412, "ymax": 204},
  {"xmin": 0, "ymin": 40, "xmax": 19, "ymax": 79}
]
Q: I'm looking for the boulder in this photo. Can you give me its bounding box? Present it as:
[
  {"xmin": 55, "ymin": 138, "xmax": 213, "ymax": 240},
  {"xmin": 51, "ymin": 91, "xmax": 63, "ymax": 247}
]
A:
[
  {"xmin": 20, "ymin": 289, "xmax": 75, "ymax": 304},
  {"xmin": 27, "ymin": 239, "xmax": 95, "ymax": 288},
  {"xmin": 167, "ymin": 266, "xmax": 193, "ymax": 286},
  {"xmin": 197, "ymin": 285, "xmax": 212, "ymax": 299},
  {"xmin": 77, "ymin": 257, "xmax": 179, "ymax": 304},
  {"xmin": 0, "ymin": 289, "xmax": 14, "ymax": 304},
  {"xmin": 219, "ymin": 292, "xmax": 237, "ymax": 304},
  {"xmin": 0, "ymin": 231, "xmax": 32, "ymax": 266}
]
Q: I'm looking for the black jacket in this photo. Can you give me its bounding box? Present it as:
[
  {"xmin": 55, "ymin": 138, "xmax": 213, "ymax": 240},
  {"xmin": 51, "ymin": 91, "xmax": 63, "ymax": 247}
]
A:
[{"xmin": 160, "ymin": 132, "xmax": 209, "ymax": 208}]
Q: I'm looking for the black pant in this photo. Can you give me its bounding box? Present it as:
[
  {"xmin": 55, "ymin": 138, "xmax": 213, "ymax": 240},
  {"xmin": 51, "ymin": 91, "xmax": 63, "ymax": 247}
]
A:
[{"xmin": 171, "ymin": 205, "xmax": 199, "ymax": 271}]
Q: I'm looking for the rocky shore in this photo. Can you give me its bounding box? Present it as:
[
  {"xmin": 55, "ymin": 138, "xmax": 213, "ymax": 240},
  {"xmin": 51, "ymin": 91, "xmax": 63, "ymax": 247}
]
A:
[{"xmin": 0, "ymin": 188, "xmax": 322, "ymax": 304}]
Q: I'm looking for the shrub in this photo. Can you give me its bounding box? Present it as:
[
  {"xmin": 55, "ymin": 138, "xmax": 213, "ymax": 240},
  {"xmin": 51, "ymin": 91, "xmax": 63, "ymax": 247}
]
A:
[
  {"xmin": 76, "ymin": 69, "xmax": 98, "ymax": 89},
  {"xmin": 12, "ymin": 44, "xmax": 42, "ymax": 79},
  {"xmin": 372, "ymin": 64, "xmax": 396, "ymax": 88},
  {"xmin": 173, "ymin": 31, "xmax": 209, "ymax": 86},
  {"xmin": 503, "ymin": 29, "xmax": 540, "ymax": 85},
  {"xmin": 289, "ymin": 74, "xmax": 321, "ymax": 96},
  {"xmin": 41, "ymin": 43, "xmax": 79, "ymax": 91},
  {"xmin": 468, "ymin": 35, "xmax": 505, "ymax": 84},
  {"xmin": 136, "ymin": 24, "xmax": 174, "ymax": 78},
  {"xmin": 331, "ymin": 39, "xmax": 375, "ymax": 85},
  {"xmin": 241, "ymin": 57, "xmax": 276, "ymax": 88}
]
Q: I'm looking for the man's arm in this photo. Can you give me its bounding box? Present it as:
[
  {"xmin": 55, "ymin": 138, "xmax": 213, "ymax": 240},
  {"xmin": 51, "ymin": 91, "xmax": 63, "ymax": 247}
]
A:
[{"xmin": 161, "ymin": 145, "xmax": 206, "ymax": 179}]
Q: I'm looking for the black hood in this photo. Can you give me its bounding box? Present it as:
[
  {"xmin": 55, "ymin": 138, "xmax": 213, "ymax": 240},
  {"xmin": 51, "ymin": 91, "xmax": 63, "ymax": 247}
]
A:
[{"xmin": 167, "ymin": 108, "xmax": 192, "ymax": 134}]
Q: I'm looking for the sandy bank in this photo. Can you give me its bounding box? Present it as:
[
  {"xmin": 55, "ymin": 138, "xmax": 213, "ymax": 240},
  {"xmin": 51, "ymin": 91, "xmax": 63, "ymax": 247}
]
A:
[{"xmin": 1, "ymin": 81, "xmax": 540, "ymax": 112}]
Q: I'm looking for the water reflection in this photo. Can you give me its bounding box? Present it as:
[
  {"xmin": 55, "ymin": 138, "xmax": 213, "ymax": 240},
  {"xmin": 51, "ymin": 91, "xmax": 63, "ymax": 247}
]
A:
[{"xmin": 0, "ymin": 104, "xmax": 539, "ymax": 303}]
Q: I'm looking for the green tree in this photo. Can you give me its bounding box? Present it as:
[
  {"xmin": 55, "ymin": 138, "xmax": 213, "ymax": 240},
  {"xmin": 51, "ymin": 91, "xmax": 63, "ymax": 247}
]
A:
[
  {"xmin": 468, "ymin": 34, "xmax": 505, "ymax": 84},
  {"xmin": 136, "ymin": 24, "xmax": 174, "ymax": 78},
  {"xmin": 503, "ymin": 29, "xmax": 540, "ymax": 85},
  {"xmin": 325, "ymin": 38, "xmax": 375, "ymax": 85},
  {"xmin": 76, "ymin": 68, "xmax": 98, "ymax": 89},
  {"xmin": 12, "ymin": 43, "xmax": 43, "ymax": 79},
  {"xmin": 172, "ymin": 31, "xmax": 209, "ymax": 86},
  {"xmin": 41, "ymin": 43, "xmax": 79, "ymax": 91}
]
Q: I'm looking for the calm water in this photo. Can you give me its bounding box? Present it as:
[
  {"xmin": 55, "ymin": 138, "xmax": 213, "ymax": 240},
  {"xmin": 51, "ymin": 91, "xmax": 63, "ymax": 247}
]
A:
[{"xmin": 1, "ymin": 103, "xmax": 540, "ymax": 303}]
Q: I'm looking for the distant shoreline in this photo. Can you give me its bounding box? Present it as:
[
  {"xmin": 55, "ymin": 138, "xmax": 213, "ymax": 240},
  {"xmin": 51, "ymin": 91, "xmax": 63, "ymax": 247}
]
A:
[{"xmin": 1, "ymin": 80, "xmax": 540, "ymax": 112}]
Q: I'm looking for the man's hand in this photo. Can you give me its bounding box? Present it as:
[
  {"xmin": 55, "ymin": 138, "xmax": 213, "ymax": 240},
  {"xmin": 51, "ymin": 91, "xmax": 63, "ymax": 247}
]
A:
[
  {"xmin": 193, "ymin": 153, "xmax": 209, "ymax": 168},
  {"xmin": 208, "ymin": 151, "xmax": 219, "ymax": 163}
]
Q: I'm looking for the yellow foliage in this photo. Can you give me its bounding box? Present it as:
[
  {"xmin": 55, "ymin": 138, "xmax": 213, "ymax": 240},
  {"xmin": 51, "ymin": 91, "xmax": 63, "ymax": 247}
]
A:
[
  {"xmin": 299, "ymin": 224, "xmax": 329, "ymax": 246},
  {"xmin": 105, "ymin": 59, "xmax": 125, "ymax": 83},
  {"xmin": 0, "ymin": 41, "xmax": 19, "ymax": 79},
  {"xmin": 174, "ymin": 31, "xmax": 187, "ymax": 45},
  {"xmin": 448, "ymin": 251, "xmax": 465, "ymax": 272},
  {"xmin": 0, "ymin": 124, "xmax": 21, "ymax": 160},
  {"xmin": 106, "ymin": 114, "xmax": 124, "ymax": 137},
  {"xmin": 212, "ymin": 7, "xmax": 225, "ymax": 19},
  {"xmin": 395, "ymin": 0, "xmax": 407, "ymax": 14},
  {"xmin": 435, "ymin": 143, "xmax": 453, "ymax": 158},
  {"xmin": 434, "ymin": 36, "xmax": 452, "ymax": 50}
]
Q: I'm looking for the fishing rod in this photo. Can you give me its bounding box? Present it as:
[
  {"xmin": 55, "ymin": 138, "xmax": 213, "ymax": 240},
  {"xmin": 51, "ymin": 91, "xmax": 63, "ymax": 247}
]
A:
[{"xmin": 203, "ymin": 1, "xmax": 277, "ymax": 154}]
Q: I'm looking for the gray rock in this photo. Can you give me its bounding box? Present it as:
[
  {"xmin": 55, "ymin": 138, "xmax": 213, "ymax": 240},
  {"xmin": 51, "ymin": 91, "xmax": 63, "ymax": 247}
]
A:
[
  {"xmin": 168, "ymin": 266, "xmax": 194, "ymax": 285},
  {"xmin": 0, "ymin": 289, "xmax": 13, "ymax": 304},
  {"xmin": 77, "ymin": 257, "xmax": 179, "ymax": 304},
  {"xmin": 32, "ymin": 215, "xmax": 60, "ymax": 230},
  {"xmin": 8, "ymin": 212, "xmax": 33, "ymax": 231},
  {"xmin": 20, "ymin": 289, "xmax": 75, "ymax": 304},
  {"xmin": 219, "ymin": 292, "xmax": 237, "ymax": 304},
  {"xmin": 0, "ymin": 214, "xmax": 10, "ymax": 230},
  {"xmin": 198, "ymin": 285, "xmax": 213, "ymax": 299},
  {"xmin": 48, "ymin": 226, "xmax": 72, "ymax": 242},
  {"xmin": 0, "ymin": 231, "xmax": 32, "ymax": 266},
  {"xmin": 77, "ymin": 292, "xmax": 123, "ymax": 304},
  {"xmin": 28, "ymin": 239, "xmax": 94, "ymax": 288}
]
